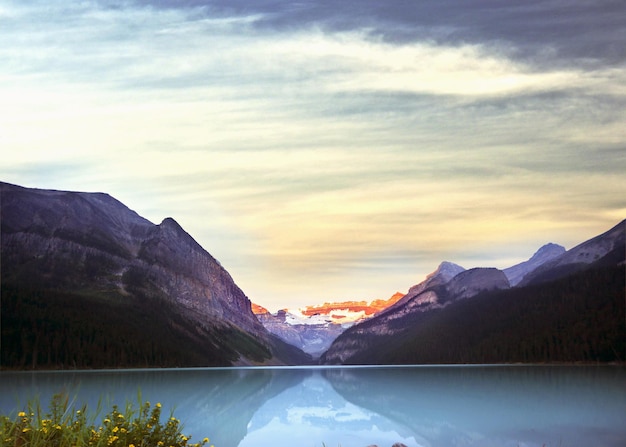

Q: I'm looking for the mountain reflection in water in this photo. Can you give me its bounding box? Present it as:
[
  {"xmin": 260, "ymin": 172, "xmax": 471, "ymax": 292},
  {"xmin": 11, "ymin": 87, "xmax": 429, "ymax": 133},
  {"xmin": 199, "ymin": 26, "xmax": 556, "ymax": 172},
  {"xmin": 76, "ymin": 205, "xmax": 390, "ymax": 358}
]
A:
[{"xmin": 1, "ymin": 366, "xmax": 624, "ymax": 447}]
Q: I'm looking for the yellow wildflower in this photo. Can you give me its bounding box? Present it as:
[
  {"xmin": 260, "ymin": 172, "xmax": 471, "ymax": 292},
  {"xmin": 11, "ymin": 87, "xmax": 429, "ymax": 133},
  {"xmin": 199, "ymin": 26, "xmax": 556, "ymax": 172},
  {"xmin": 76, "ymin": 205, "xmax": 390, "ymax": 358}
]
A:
[
  {"xmin": 156, "ymin": 403, "xmax": 162, "ymax": 408},
  {"xmin": 18, "ymin": 412, "xmax": 26, "ymax": 417}
]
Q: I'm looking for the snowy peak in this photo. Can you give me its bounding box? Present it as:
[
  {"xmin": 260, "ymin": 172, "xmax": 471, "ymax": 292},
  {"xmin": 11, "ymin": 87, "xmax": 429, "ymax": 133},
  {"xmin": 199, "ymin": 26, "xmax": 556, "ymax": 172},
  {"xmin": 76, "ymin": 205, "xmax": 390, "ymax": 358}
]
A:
[
  {"xmin": 252, "ymin": 292, "xmax": 405, "ymax": 358},
  {"xmin": 504, "ymin": 243, "xmax": 566, "ymax": 286},
  {"xmin": 252, "ymin": 293, "xmax": 405, "ymax": 326},
  {"xmin": 427, "ymin": 261, "xmax": 466, "ymax": 283},
  {"xmin": 298, "ymin": 293, "xmax": 405, "ymax": 324}
]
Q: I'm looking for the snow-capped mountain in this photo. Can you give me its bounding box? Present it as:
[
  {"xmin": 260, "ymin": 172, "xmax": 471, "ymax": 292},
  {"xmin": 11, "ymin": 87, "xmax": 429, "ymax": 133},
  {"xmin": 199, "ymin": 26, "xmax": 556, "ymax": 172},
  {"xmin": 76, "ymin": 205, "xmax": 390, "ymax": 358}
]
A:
[{"xmin": 253, "ymin": 293, "xmax": 404, "ymax": 358}]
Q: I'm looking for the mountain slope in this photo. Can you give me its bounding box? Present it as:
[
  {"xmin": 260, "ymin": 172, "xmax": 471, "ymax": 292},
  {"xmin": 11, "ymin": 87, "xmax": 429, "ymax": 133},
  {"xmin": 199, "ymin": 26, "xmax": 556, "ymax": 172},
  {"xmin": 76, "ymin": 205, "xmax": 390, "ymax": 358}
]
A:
[
  {"xmin": 320, "ymin": 265, "xmax": 511, "ymax": 364},
  {"xmin": 379, "ymin": 261, "xmax": 465, "ymax": 317},
  {"xmin": 503, "ymin": 243, "xmax": 565, "ymax": 286},
  {"xmin": 322, "ymin": 266, "xmax": 625, "ymax": 364},
  {"xmin": 520, "ymin": 219, "xmax": 625, "ymax": 286},
  {"xmin": 1, "ymin": 181, "xmax": 311, "ymax": 368},
  {"xmin": 254, "ymin": 309, "xmax": 349, "ymax": 358},
  {"xmin": 321, "ymin": 220, "xmax": 625, "ymax": 364}
]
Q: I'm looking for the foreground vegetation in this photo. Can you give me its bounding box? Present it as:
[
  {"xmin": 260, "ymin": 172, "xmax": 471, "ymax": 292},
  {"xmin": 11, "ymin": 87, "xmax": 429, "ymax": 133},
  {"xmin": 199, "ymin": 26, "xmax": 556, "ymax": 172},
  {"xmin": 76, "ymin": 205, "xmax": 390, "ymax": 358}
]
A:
[{"xmin": 0, "ymin": 394, "xmax": 212, "ymax": 447}]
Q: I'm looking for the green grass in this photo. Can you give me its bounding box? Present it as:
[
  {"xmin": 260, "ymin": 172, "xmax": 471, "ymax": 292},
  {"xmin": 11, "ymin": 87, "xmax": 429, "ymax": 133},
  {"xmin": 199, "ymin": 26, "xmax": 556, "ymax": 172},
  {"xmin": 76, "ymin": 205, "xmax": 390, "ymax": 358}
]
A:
[{"xmin": 0, "ymin": 394, "xmax": 212, "ymax": 447}]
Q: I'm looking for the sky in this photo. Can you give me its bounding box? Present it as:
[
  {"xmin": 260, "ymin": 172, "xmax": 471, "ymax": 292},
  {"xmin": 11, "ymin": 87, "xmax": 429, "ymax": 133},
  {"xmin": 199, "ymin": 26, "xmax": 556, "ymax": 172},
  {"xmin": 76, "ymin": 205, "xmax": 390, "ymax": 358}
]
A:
[{"xmin": 1, "ymin": 0, "xmax": 625, "ymax": 311}]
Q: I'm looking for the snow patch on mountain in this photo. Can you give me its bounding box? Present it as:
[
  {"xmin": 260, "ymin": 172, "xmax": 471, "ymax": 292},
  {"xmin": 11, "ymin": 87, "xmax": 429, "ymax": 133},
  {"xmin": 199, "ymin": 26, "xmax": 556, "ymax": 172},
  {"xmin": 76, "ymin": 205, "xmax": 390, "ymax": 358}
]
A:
[
  {"xmin": 253, "ymin": 293, "xmax": 405, "ymax": 357},
  {"xmin": 284, "ymin": 308, "xmax": 367, "ymax": 326}
]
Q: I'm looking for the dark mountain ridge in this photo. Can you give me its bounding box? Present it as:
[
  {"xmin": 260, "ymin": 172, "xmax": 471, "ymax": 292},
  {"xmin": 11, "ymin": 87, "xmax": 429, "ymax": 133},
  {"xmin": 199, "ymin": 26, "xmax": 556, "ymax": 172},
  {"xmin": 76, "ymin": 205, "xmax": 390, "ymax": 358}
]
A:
[{"xmin": 1, "ymin": 181, "xmax": 311, "ymax": 369}]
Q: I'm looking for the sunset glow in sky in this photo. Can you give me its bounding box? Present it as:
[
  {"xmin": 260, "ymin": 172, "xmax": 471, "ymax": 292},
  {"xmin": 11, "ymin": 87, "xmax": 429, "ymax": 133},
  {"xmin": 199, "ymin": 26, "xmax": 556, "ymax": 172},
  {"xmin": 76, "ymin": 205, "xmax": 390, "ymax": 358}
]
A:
[{"xmin": 2, "ymin": 0, "xmax": 625, "ymax": 311}]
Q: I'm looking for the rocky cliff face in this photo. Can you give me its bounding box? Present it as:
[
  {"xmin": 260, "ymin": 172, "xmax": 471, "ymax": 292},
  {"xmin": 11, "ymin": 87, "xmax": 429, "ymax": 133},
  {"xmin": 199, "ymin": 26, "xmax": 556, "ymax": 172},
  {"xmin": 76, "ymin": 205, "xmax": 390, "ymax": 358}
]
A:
[
  {"xmin": 1, "ymin": 181, "xmax": 310, "ymax": 367},
  {"xmin": 134, "ymin": 216, "xmax": 262, "ymax": 331}
]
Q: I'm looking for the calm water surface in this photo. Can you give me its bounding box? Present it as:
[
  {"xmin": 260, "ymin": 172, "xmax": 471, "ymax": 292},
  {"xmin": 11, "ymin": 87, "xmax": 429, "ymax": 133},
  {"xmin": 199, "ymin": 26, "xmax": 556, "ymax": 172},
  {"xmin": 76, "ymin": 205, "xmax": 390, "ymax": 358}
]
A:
[{"xmin": 1, "ymin": 366, "xmax": 624, "ymax": 447}]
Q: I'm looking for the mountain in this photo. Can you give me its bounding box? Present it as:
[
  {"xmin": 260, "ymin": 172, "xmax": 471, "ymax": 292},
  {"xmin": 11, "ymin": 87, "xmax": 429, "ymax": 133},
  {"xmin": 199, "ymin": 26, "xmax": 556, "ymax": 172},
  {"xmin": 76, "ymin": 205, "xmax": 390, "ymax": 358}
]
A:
[
  {"xmin": 252, "ymin": 293, "xmax": 404, "ymax": 358},
  {"xmin": 299, "ymin": 292, "xmax": 406, "ymax": 323},
  {"xmin": 444, "ymin": 267, "xmax": 510, "ymax": 300},
  {"xmin": 254, "ymin": 310, "xmax": 346, "ymax": 359},
  {"xmin": 0, "ymin": 181, "xmax": 311, "ymax": 369},
  {"xmin": 519, "ymin": 220, "xmax": 626, "ymax": 286},
  {"xmin": 380, "ymin": 262, "xmax": 465, "ymax": 316},
  {"xmin": 4, "ymin": 180, "xmax": 623, "ymax": 367},
  {"xmin": 503, "ymin": 243, "xmax": 566, "ymax": 286},
  {"xmin": 321, "ymin": 220, "xmax": 625, "ymax": 364},
  {"xmin": 320, "ymin": 263, "xmax": 511, "ymax": 364}
]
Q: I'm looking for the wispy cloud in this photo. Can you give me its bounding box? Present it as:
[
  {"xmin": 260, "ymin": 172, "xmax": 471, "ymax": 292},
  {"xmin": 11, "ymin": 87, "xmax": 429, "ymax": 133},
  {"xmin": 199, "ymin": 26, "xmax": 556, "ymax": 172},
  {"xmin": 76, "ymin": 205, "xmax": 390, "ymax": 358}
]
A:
[{"xmin": 1, "ymin": 0, "xmax": 624, "ymax": 309}]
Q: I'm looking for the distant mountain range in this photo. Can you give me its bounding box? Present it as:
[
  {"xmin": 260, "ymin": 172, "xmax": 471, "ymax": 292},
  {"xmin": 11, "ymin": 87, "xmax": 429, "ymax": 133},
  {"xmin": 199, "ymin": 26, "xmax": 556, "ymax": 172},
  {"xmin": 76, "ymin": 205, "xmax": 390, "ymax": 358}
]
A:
[
  {"xmin": 1, "ymin": 181, "xmax": 624, "ymax": 368},
  {"xmin": 321, "ymin": 219, "xmax": 625, "ymax": 364},
  {"xmin": 251, "ymin": 236, "xmax": 614, "ymax": 361},
  {"xmin": 252, "ymin": 293, "xmax": 404, "ymax": 358}
]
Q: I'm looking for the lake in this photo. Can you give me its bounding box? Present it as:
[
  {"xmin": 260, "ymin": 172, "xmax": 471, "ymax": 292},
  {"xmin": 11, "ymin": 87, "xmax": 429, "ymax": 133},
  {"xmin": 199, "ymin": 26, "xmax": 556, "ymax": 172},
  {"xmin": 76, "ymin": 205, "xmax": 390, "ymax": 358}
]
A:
[{"xmin": 1, "ymin": 365, "xmax": 624, "ymax": 447}]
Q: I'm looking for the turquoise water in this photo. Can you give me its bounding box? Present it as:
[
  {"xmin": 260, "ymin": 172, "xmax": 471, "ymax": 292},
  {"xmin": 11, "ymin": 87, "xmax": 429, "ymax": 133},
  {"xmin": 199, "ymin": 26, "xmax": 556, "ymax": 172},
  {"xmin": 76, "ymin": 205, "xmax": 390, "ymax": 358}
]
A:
[{"xmin": 1, "ymin": 366, "xmax": 624, "ymax": 447}]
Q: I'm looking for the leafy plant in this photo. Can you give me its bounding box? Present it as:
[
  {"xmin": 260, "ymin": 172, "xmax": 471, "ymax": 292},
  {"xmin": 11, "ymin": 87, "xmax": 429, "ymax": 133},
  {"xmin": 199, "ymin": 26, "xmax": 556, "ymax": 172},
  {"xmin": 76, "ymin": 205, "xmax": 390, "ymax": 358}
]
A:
[{"xmin": 0, "ymin": 393, "xmax": 212, "ymax": 447}]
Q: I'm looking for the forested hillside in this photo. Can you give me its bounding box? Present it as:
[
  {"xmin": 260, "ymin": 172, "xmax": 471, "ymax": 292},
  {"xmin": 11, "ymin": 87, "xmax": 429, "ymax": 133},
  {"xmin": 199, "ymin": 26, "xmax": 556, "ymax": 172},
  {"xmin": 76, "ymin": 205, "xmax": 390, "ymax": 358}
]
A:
[
  {"xmin": 0, "ymin": 181, "xmax": 312, "ymax": 369},
  {"xmin": 1, "ymin": 284, "xmax": 274, "ymax": 369},
  {"xmin": 327, "ymin": 266, "xmax": 625, "ymax": 364}
]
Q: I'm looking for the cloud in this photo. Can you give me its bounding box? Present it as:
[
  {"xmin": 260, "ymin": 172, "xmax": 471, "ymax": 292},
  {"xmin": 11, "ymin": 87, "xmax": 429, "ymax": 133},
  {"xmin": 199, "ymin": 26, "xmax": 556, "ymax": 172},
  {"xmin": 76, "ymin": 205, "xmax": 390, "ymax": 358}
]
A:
[{"xmin": 1, "ymin": 0, "xmax": 625, "ymax": 309}]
